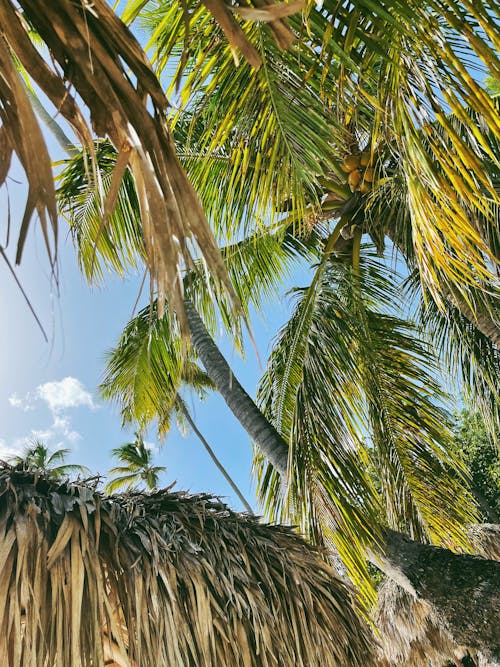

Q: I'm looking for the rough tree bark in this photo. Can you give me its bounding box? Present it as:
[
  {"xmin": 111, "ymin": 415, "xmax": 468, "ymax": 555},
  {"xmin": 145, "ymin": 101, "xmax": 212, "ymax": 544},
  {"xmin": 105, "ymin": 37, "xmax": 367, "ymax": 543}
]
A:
[
  {"xmin": 373, "ymin": 529, "xmax": 500, "ymax": 655},
  {"xmin": 184, "ymin": 300, "xmax": 289, "ymax": 475}
]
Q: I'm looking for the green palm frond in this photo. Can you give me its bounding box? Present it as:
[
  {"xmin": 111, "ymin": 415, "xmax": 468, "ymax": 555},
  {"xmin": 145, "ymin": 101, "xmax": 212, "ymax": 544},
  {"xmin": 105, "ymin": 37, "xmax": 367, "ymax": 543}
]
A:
[
  {"xmin": 185, "ymin": 224, "xmax": 321, "ymax": 342},
  {"xmin": 255, "ymin": 248, "xmax": 478, "ymax": 606},
  {"xmin": 100, "ymin": 305, "xmax": 185, "ymax": 435},
  {"xmin": 58, "ymin": 142, "xmax": 320, "ymax": 344},
  {"xmin": 127, "ymin": 0, "xmax": 500, "ymax": 299},
  {"xmin": 409, "ymin": 276, "xmax": 500, "ymax": 442},
  {"xmin": 57, "ymin": 141, "xmax": 145, "ymax": 284},
  {"xmin": 255, "ymin": 248, "xmax": 379, "ymax": 606},
  {"xmin": 132, "ymin": 2, "xmax": 340, "ymax": 238},
  {"xmin": 313, "ymin": 0, "xmax": 499, "ymax": 299}
]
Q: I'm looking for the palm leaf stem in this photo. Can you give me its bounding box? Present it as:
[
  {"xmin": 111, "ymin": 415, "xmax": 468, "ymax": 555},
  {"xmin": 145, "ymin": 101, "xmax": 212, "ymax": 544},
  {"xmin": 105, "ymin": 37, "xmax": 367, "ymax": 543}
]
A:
[{"xmin": 175, "ymin": 396, "xmax": 254, "ymax": 514}]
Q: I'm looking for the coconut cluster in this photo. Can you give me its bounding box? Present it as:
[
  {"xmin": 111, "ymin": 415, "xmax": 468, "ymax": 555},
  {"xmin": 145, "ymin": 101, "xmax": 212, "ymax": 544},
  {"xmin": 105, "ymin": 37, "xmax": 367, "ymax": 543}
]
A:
[{"xmin": 341, "ymin": 152, "xmax": 375, "ymax": 194}]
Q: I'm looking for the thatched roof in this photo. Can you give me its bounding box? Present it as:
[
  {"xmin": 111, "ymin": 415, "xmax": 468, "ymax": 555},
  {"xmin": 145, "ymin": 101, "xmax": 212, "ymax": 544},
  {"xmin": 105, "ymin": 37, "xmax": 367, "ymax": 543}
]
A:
[
  {"xmin": 0, "ymin": 465, "xmax": 376, "ymax": 666},
  {"xmin": 375, "ymin": 525, "xmax": 500, "ymax": 667}
]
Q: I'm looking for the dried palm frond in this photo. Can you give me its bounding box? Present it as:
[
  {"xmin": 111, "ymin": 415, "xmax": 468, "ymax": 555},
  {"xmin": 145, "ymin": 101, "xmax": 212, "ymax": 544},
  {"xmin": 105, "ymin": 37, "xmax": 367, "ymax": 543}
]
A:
[
  {"xmin": 375, "ymin": 524, "xmax": 500, "ymax": 667},
  {"xmin": 0, "ymin": 464, "xmax": 377, "ymax": 666},
  {"xmin": 0, "ymin": 0, "xmax": 238, "ymax": 328}
]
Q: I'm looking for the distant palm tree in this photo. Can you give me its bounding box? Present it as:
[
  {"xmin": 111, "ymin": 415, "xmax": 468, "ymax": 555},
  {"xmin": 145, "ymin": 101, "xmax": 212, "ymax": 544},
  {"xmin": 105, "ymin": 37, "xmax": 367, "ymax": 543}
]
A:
[
  {"xmin": 105, "ymin": 432, "xmax": 166, "ymax": 493},
  {"xmin": 11, "ymin": 442, "xmax": 89, "ymax": 480}
]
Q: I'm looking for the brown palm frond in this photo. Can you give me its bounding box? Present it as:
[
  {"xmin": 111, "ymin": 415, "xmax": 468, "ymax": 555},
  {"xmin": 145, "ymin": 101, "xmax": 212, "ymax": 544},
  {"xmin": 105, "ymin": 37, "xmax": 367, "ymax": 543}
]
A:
[
  {"xmin": 0, "ymin": 464, "xmax": 377, "ymax": 666},
  {"xmin": 0, "ymin": 0, "xmax": 238, "ymax": 328},
  {"xmin": 375, "ymin": 524, "xmax": 500, "ymax": 667}
]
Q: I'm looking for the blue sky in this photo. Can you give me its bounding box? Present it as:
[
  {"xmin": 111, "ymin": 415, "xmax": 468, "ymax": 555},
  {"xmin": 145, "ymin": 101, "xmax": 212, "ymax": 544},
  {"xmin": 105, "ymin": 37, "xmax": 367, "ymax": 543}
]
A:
[{"xmin": 0, "ymin": 157, "xmax": 296, "ymax": 511}]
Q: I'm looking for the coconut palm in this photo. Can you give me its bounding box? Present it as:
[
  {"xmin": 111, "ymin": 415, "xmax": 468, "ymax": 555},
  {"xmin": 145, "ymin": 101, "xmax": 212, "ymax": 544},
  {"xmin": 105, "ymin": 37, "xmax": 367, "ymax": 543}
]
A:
[
  {"xmin": 105, "ymin": 432, "xmax": 166, "ymax": 492},
  {"xmin": 100, "ymin": 301, "xmax": 255, "ymax": 512},
  {"xmin": 56, "ymin": 128, "xmax": 496, "ymax": 603},
  {"xmin": 0, "ymin": 463, "xmax": 377, "ymax": 667},
  {"xmin": 29, "ymin": 0, "xmax": 498, "ymax": 611},
  {"xmin": 10, "ymin": 441, "xmax": 89, "ymax": 480}
]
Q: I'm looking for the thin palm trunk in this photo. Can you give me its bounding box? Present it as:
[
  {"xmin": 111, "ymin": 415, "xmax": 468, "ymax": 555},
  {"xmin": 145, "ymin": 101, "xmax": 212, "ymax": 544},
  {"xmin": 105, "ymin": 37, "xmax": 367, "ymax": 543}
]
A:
[
  {"xmin": 184, "ymin": 300, "xmax": 289, "ymax": 476},
  {"xmin": 176, "ymin": 396, "xmax": 254, "ymax": 514}
]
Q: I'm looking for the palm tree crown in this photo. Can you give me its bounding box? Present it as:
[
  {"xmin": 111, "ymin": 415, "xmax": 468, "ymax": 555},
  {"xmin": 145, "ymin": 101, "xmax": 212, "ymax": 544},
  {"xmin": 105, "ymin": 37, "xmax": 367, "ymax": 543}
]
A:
[
  {"xmin": 10, "ymin": 442, "xmax": 89, "ymax": 480},
  {"xmin": 105, "ymin": 432, "xmax": 166, "ymax": 493}
]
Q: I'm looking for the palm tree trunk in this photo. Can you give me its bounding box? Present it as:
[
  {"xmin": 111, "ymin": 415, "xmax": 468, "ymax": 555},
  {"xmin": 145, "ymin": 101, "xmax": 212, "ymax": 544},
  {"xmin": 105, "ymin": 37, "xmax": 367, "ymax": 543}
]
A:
[
  {"xmin": 184, "ymin": 300, "xmax": 289, "ymax": 476},
  {"xmin": 175, "ymin": 396, "xmax": 255, "ymax": 514},
  {"xmin": 371, "ymin": 529, "xmax": 500, "ymax": 655}
]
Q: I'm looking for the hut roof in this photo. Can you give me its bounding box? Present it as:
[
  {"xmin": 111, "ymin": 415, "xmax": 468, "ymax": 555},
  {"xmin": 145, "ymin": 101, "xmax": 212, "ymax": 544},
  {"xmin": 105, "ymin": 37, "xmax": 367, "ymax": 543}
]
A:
[
  {"xmin": 375, "ymin": 525, "xmax": 500, "ymax": 667},
  {"xmin": 0, "ymin": 465, "xmax": 376, "ymax": 666}
]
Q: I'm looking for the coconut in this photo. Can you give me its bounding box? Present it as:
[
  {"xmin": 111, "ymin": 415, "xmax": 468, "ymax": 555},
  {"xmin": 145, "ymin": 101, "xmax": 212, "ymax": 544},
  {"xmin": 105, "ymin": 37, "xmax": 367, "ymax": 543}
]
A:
[{"xmin": 341, "ymin": 155, "xmax": 361, "ymax": 172}]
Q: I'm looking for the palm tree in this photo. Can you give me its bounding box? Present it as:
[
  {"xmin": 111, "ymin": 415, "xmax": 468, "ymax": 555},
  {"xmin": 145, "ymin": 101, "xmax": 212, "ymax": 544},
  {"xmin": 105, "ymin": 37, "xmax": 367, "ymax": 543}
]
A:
[
  {"xmin": 57, "ymin": 126, "xmax": 495, "ymax": 602},
  {"xmin": 10, "ymin": 441, "xmax": 89, "ymax": 479},
  {"xmin": 105, "ymin": 432, "xmax": 166, "ymax": 492},
  {"xmin": 100, "ymin": 302, "xmax": 255, "ymax": 513},
  {"xmin": 2, "ymin": 1, "xmax": 500, "ymax": 657}
]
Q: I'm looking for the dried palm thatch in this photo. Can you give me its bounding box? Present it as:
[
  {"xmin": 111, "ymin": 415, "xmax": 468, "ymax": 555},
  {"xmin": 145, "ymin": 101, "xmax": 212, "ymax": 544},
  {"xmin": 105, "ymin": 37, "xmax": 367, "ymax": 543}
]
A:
[
  {"xmin": 0, "ymin": 0, "xmax": 239, "ymax": 328},
  {"xmin": 0, "ymin": 464, "xmax": 377, "ymax": 666},
  {"xmin": 375, "ymin": 524, "xmax": 500, "ymax": 667}
]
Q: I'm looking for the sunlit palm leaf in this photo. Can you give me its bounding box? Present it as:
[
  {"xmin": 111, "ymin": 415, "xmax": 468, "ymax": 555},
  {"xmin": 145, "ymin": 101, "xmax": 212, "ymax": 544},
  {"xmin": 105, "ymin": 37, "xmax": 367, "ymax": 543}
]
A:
[
  {"xmin": 0, "ymin": 0, "xmax": 238, "ymax": 327},
  {"xmin": 255, "ymin": 249, "xmax": 380, "ymax": 606},
  {"xmin": 410, "ymin": 277, "xmax": 500, "ymax": 443},
  {"xmin": 126, "ymin": 0, "xmax": 500, "ymax": 302},
  {"xmin": 132, "ymin": 2, "xmax": 340, "ymax": 238},
  {"xmin": 57, "ymin": 141, "xmax": 145, "ymax": 283},
  {"xmin": 101, "ymin": 304, "xmax": 186, "ymax": 435},
  {"xmin": 58, "ymin": 142, "xmax": 319, "ymax": 343},
  {"xmin": 255, "ymin": 249, "xmax": 478, "ymax": 606},
  {"xmin": 311, "ymin": 0, "xmax": 500, "ymax": 300}
]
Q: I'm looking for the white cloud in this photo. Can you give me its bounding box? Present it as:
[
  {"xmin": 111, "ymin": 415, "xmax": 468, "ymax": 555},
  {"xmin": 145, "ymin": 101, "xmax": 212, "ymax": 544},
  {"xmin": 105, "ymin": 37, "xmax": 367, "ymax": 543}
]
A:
[
  {"xmin": 52, "ymin": 415, "xmax": 81, "ymax": 443},
  {"xmin": 8, "ymin": 392, "xmax": 34, "ymax": 411},
  {"xmin": 37, "ymin": 377, "xmax": 95, "ymax": 413},
  {"xmin": 6, "ymin": 377, "xmax": 95, "ymax": 453},
  {"xmin": 0, "ymin": 438, "xmax": 23, "ymax": 462}
]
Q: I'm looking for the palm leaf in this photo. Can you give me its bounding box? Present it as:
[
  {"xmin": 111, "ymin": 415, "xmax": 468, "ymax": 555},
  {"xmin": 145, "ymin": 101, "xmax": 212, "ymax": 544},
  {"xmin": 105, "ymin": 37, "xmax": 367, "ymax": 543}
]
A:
[
  {"xmin": 409, "ymin": 276, "xmax": 500, "ymax": 443},
  {"xmin": 0, "ymin": 0, "xmax": 238, "ymax": 328},
  {"xmin": 100, "ymin": 304, "xmax": 187, "ymax": 435},
  {"xmin": 255, "ymin": 248, "xmax": 478, "ymax": 606},
  {"xmin": 132, "ymin": 2, "xmax": 340, "ymax": 238}
]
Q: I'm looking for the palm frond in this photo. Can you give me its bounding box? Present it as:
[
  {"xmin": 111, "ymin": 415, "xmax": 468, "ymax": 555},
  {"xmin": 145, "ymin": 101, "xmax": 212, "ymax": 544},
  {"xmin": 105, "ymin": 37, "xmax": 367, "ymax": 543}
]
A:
[
  {"xmin": 1, "ymin": 0, "xmax": 238, "ymax": 327},
  {"xmin": 255, "ymin": 248, "xmax": 478, "ymax": 606},
  {"xmin": 408, "ymin": 275, "xmax": 500, "ymax": 442},
  {"xmin": 100, "ymin": 304, "xmax": 187, "ymax": 435},
  {"xmin": 134, "ymin": 2, "xmax": 341, "ymax": 238},
  {"xmin": 312, "ymin": 0, "xmax": 500, "ymax": 300},
  {"xmin": 132, "ymin": 0, "xmax": 500, "ymax": 304},
  {"xmin": 57, "ymin": 141, "xmax": 145, "ymax": 283},
  {"xmin": 255, "ymin": 247, "xmax": 380, "ymax": 607}
]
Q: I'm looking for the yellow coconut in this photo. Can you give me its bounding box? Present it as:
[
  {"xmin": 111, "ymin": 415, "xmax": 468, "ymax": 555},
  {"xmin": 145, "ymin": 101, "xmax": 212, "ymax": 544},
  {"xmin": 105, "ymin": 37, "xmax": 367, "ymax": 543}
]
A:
[
  {"xmin": 359, "ymin": 181, "xmax": 371, "ymax": 194},
  {"xmin": 348, "ymin": 169, "xmax": 362, "ymax": 191},
  {"xmin": 341, "ymin": 155, "xmax": 361, "ymax": 173},
  {"xmin": 360, "ymin": 151, "xmax": 371, "ymax": 167},
  {"xmin": 363, "ymin": 167, "xmax": 375, "ymax": 182}
]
